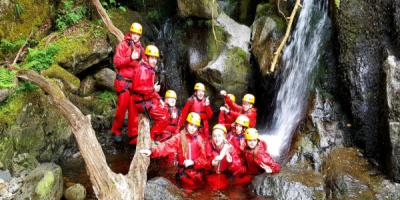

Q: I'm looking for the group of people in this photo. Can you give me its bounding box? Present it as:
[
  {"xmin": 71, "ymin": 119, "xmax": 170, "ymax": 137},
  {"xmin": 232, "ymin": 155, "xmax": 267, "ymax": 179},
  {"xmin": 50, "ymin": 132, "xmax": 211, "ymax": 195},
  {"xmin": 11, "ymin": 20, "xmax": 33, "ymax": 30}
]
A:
[{"xmin": 111, "ymin": 22, "xmax": 281, "ymax": 190}]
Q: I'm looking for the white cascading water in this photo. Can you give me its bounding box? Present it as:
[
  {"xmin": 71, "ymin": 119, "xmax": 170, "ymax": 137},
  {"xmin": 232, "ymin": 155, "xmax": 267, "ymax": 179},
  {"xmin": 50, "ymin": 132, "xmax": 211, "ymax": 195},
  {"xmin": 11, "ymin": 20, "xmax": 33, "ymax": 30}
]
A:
[{"xmin": 260, "ymin": 0, "xmax": 329, "ymax": 160}]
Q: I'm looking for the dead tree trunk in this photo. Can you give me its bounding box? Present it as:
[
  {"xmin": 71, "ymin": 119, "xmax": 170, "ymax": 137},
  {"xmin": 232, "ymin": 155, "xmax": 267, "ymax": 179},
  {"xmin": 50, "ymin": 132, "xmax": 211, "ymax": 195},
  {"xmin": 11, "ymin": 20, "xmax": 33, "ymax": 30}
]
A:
[
  {"xmin": 91, "ymin": 0, "xmax": 124, "ymax": 42},
  {"xmin": 17, "ymin": 70, "xmax": 151, "ymax": 199}
]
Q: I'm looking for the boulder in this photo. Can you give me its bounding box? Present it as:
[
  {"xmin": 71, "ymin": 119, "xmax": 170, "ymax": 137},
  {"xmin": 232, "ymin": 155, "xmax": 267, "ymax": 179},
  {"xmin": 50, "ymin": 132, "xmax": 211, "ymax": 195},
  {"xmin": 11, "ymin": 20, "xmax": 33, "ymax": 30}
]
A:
[
  {"xmin": 42, "ymin": 64, "xmax": 80, "ymax": 92},
  {"xmin": 334, "ymin": 0, "xmax": 392, "ymax": 164},
  {"xmin": 64, "ymin": 183, "xmax": 86, "ymax": 200},
  {"xmin": 145, "ymin": 177, "xmax": 185, "ymax": 200},
  {"xmin": 94, "ymin": 68, "xmax": 116, "ymax": 91},
  {"xmin": 11, "ymin": 153, "xmax": 39, "ymax": 175},
  {"xmin": 252, "ymin": 168, "xmax": 326, "ymax": 200},
  {"xmin": 251, "ymin": 3, "xmax": 285, "ymax": 75},
  {"xmin": 195, "ymin": 13, "xmax": 252, "ymax": 97},
  {"xmin": 79, "ymin": 75, "xmax": 97, "ymax": 96},
  {"xmin": 15, "ymin": 163, "xmax": 63, "ymax": 200},
  {"xmin": 177, "ymin": 0, "xmax": 219, "ymax": 19},
  {"xmin": 38, "ymin": 21, "xmax": 112, "ymax": 75},
  {"xmin": 0, "ymin": 89, "xmax": 11, "ymax": 103},
  {"xmin": 384, "ymin": 53, "xmax": 400, "ymax": 181}
]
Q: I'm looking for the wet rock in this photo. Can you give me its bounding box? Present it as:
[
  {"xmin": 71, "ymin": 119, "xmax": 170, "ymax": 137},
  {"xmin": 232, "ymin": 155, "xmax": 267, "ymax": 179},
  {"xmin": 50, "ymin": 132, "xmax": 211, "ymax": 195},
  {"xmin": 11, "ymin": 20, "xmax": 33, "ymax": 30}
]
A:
[
  {"xmin": 384, "ymin": 53, "xmax": 400, "ymax": 181},
  {"xmin": 252, "ymin": 168, "xmax": 326, "ymax": 200},
  {"xmin": 11, "ymin": 153, "xmax": 39, "ymax": 175},
  {"xmin": 0, "ymin": 89, "xmax": 72, "ymax": 169},
  {"xmin": 64, "ymin": 183, "xmax": 86, "ymax": 200},
  {"xmin": 0, "ymin": 89, "xmax": 11, "ymax": 103},
  {"xmin": 94, "ymin": 68, "xmax": 116, "ymax": 91},
  {"xmin": 374, "ymin": 179, "xmax": 400, "ymax": 200},
  {"xmin": 79, "ymin": 75, "xmax": 96, "ymax": 96},
  {"xmin": 145, "ymin": 177, "xmax": 185, "ymax": 200},
  {"xmin": 39, "ymin": 21, "xmax": 112, "ymax": 74},
  {"xmin": 42, "ymin": 64, "xmax": 81, "ymax": 92},
  {"xmin": 0, "ymin": 170, "xmax": 11, "ymax": 182},
  {"xmin": 177, "ymin": 0, "xmax": 219, "ymax": 19},
  {"xmin": 251, "ymin": 4, "xmax": 285, "ymax": 75},
  {"xmin": 196, "ymin": 13, "xmax": 252, "ymax": 97},
  {"xmin": 334, "ymin": 0, "xmax": 392, "ymax": 164},
  {"xmin": 15, "ymin": 163, "xmax": 63, "ymax": 200}
]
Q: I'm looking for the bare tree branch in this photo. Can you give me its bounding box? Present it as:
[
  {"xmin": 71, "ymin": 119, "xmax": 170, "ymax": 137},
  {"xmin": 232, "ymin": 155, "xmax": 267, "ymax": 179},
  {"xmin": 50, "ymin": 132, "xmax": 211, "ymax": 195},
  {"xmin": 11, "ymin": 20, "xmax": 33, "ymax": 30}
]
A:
[{"xmin": 91, "ymin": 0, "xmax": 124, "ymax": 42}]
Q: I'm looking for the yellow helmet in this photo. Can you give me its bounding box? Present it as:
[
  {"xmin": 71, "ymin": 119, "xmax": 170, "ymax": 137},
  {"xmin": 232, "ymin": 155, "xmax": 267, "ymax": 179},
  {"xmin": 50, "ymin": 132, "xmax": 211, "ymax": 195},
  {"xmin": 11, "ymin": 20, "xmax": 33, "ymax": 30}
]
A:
[
  {"xmin": 165, "ymin": 90, "xmax": 177, "ymax": 99},
  {"xmin": 186, "ymin": 112, "xmax": 201, "ymax": 126},
  {"xmin": 227, "ymin": 94, "xmax": 236, "ymax": 103},
  {"xmin": 244, "ymin": 128, "xmax": 259, "ymax": 140},
  {"xmin": 130, "ymin": 22, "xmax": 143, "ymax": 35},
  {"xmin": 194, "ymin": 83, "xmax": 206, "ymax": 91},
  {"xmin": 235, "ymin": 115, "xmax": 250, "ymax": 128},
  {"xmin": 213, "ymin": 124, "xmax": 227, "ymax": 134},
  {"xmin": 242, "ymin": 94, "xmax": 255, "ymax": 104},
  {"xmin": 145, "ymin": 45, "xmax": 160, "ymax": 58}
]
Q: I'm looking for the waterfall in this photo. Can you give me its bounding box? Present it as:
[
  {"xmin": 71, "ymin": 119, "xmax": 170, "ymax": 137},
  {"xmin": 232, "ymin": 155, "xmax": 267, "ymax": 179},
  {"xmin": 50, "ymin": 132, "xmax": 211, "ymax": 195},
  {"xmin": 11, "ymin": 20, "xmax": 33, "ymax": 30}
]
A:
[{"xmin": 260, "ymin": 0, "xmax": 329, "ymax": 160}]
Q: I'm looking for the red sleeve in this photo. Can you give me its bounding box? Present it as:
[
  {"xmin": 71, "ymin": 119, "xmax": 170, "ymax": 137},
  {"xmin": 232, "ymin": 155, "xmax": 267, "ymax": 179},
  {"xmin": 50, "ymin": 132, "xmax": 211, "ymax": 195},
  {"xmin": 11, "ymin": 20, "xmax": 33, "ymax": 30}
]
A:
[
  {"xmin": 225, "ymin": 95, "xmax": 242, "ymax": 112},
  {"xmin": 113, "ymin": 42, "xmax": 131, "ymax": 69},
  {"xmin": 218, "ymin": 111, "xmax": 225, "ymax": 124},
  {"xmin": 247, "ymin": 108, "xmax": 257, "ymax": 127},
  {"xmin": 151, "ymin": 134, "xmax": 180, "ymax": 158},
  {"xmin": 193, "ymin": 137, "xmax": 208, "ymax": 169},
  {"xmin": 177, "ymin": 98, "xmax": 192, "ymax": 128},
  {"xmin": 205, "ymin": 105, "xmax": 213, "ymax": 119},
  {"xmin": 229, "ymin": 110, "xmax": 241, "ymax": 119},
  {"xmin": 254, "ymin": 142, "xmax": 281, "ymax": 173}
]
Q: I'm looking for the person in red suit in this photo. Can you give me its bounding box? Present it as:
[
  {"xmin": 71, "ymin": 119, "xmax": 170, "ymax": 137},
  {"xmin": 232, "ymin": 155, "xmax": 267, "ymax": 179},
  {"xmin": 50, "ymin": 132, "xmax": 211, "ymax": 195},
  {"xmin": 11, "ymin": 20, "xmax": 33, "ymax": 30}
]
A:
[
  {"xmin": 140, "ymin": 112, "xmax": 208, "ymax": 190},
  {"xmin": 218, "ymin": 93, "xmax": 236, "ymax": 132},
  {"xmin": 235, "ymin": 128, "xmax": 281, "ymax": 185},
  {"xmin": 130, "ymin": 45, "xmax": 169, "ymax": 144},
  {"xmin": 111, "ymin": 22, "xmax": 146, "ymax": 142},
  {"xmin": 227, "ymin": 115, "xmax": 250, "ymax": 152},
  {"xmin": 159, "ymin": 89, "xmax": 180, "ymax": 142},
  {"xmin": 178, "ymin": 83, "xmax": 213, "ymax": 140},
  {"xmin": 204, "ymin": 124, "xmax": 244, "ymax": 190},
  {"xmin": 220, "ymin": 90, "xmax": 257, "ymax": 128}
]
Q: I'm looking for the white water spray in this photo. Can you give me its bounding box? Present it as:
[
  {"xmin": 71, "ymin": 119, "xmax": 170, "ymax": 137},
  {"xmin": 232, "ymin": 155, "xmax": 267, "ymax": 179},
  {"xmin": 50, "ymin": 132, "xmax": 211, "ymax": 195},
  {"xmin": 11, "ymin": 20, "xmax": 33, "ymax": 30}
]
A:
[{"xmin": 260, "ymin": 0, "xmax": 329, "ymax": 160}]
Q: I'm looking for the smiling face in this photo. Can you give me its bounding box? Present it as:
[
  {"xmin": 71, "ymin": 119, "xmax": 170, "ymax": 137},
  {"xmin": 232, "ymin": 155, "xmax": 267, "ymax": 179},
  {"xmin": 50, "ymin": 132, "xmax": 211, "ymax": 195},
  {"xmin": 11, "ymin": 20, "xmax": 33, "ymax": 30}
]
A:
[
  {"xmin": 246, "ymin": 139, "xmax": 258, "ymax": 149},
  {"xmin": 131, "ymin": 32, "xmax": 141, "ymax": 43},
  {"xmin": 243, "ymin": 101, "xmax": 253, "ymax": 112},
  {"xmin": 212, "ymin": 129, "xmax": 225, "ymax": 147},
  {"xmin": 234, "ymin": 124, "xmax": 244, "ymax": 135},
  {"xmin": 148, "ymin": 56, "xmax": 158, "ymax": 67},
  {"xmin": 186, "ymin": 123, "xmax": 198, "ymax": 135},
  {"xmin": 195, "ymin": 90, "xmax": 205, "ymax": 100}
]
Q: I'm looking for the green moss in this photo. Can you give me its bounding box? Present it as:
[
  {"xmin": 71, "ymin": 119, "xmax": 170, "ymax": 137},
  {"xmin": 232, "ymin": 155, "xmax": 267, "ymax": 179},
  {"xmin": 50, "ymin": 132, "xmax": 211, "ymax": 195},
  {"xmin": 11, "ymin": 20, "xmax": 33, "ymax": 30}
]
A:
[
  {"xmin": 0, "ymin": 92, "xmax": 28, "ymax": 126},
  {"xmin": 23, "ymin": 44, "xmax": 60, "ymax": 72},
  {"xmin": 0, "ymin": 68, "xmax": 17, "ymax": 89},
  {"xmin": 0, "ymin": 136, "xmax": 14, "ymax": 169},
  {"xmin": 42, "ymin": 64, "xmax": 80, "ymax": 91},
  {"xmin": 335, "ymin": 0, "xmax": 340, "ymax": 9},
  {"xmin": 222, "ymin": 47, "xmax": 251, "ymax": 94},
  {"xmin": 207, "ymin": 25, "xmax": 226, "ymax": 60},
  {"xmin": 0, "ymin": 0, "xmax": 53, "ymax": 41},
  {"xmin": 35, "ymin": 171, "xmax": 55, "ymax": 198},
  {"xmin": 284, "ymin": 168, "xmax": 324, "ymax": 188}
]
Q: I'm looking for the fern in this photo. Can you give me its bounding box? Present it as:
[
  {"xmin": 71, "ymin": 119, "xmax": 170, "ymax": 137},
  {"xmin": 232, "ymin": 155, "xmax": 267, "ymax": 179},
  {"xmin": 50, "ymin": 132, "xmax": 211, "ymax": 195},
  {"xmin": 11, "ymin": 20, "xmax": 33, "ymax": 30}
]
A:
[
  {"xmin": 0, "ymin": 39, "xmax": 25, "ymax": 54},
  {"xmin": 15, "ymin": 81, "xmax": 38, "ymax": 93},
  {"xmin": 23, "ymin": 44, "xmax": 60, "ymax": 72},
  {"xmin": 0, "ymin": 68, "xmax": 16, "ymax": 89},
  {"xmin": 56, "ymin": 0, "xmax": 87, "ymax": 30},
  {"xmin": 98, "ymin": 91, "xmax": 116, "ymax": 105}
]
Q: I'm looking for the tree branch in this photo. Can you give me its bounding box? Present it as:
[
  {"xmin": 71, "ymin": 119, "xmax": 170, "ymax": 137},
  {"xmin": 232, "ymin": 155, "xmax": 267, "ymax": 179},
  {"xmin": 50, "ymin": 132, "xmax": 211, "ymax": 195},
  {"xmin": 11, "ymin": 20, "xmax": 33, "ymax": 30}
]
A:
[
  {"xmin": 91, "ymin": 0, "xmax": 124, "ymax": 42},
  {"xmin": 269, "ymin": 0, "xmax": 301, "ymax": 73}
]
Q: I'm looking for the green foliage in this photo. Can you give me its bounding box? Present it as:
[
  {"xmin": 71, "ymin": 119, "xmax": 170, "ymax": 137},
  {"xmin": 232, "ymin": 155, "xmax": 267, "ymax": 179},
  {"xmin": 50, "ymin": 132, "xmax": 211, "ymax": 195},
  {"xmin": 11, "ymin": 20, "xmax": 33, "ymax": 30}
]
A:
[
  {"xmin": 14, "ymin": 3, "xmax": 24, "ymax": 20},
  {"xmin": 97, "ymin": 90, "xmax": 116, "ymax": 106},
  {"xmin": 335, "ymin": 0, "xmax": 340, "ymax": 9},
  {"xmin": 56, "ymin": 0, "xmax": 87, "ymax": 30},
  {"xmin": 16, "ymin": 82, "xmax": 38, "ymax": 93},
  {"xmin": 23, "ymin": 44, "xmax": 60, "ymax": 72},
  {"xmin": 146, "ymin": 10, "xmax": 162, "ymax": 22},
  {"xmin": 0, "ymin": 39, "xmax": 25, "ymax": 54},
  {"xmin": 0, "ymin": 68, "xmax": 16, "ymax": 89}
]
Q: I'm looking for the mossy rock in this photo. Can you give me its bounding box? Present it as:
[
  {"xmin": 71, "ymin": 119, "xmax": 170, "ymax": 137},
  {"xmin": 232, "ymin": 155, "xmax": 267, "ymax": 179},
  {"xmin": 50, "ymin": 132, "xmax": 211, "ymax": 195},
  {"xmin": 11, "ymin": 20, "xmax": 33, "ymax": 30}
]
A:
[
  {"xmin": 177, "ymin": 0, "xmax": 219, "ymax": 19},
  {"xmin": 42, "ymin": 64, "xmax": 80, "ymax": 92},
  {"xmin": 0, "ymin": 89, "xmax": 71, "ymax": 169},
  {"xmin": 38, "ymin": 21, "xmax": 112, "ymax": 74}
]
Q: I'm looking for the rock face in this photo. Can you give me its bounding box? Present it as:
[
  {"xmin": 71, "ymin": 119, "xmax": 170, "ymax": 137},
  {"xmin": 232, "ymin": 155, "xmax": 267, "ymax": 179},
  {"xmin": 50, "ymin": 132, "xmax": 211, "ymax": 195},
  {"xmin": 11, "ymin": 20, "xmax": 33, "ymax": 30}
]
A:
[
  {"xmin": 79, "ymin": 75, "xmax": 97, "ymax": 96},
  {"xmin": 15, "ymin": 163, "xmax": 63, "ymax": 200},
  {"xmin": 42, "ymin": 64, "xmax": 81, "ymax": 92},
  {"xmin": 177, "ymin": 0, "xmax": 219, "ymax": 19},
  {"xmin": 0, "ymin": 89, "xmax": 11, "ymax": 103},
  {"xmin": 384, "ymin": 53, "xmax": 400, "ymax": 181},
  {"xmin": 94, "ymin": 68, "xmax": 116, "ymax": 91},
  {"xmin": 252, "ymin": 168, "xmax": 326, "ymax": 200},
  {"xmin": 334, "ymin": 0, "xmax": 392, "ymax": 165},
  {"xmin": 0, "ymin": 90, "xmax": 72, "ymax": 169},
  {"xmin": 145, "ymin": 177, "xmax": 185, "ymax": 200},
  {"xmin": 195, "ymin": 13, "xmax": 252, "ymax": 97}
]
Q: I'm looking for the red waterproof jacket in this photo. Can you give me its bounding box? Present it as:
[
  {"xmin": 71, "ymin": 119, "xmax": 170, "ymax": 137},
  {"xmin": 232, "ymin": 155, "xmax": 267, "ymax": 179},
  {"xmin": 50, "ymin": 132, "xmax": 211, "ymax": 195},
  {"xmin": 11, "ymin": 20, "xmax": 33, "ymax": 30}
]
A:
[
  {"xmin": 204, "ymin": 141, "xmax": 243, "ymax": 174},
  {"xmin": 151, "ymin": 129, "xmax": 208, "ymax": 169},
  {"xmin": 224, "ymin": 96, "xmax": 257, "ymax": 127},
  {"xmin": 243, "ymin": 140, "xmax": 281, "ymax": 175},
  {"xmin": 227, "ymin": 132, "xmax": 246, "ymax": 152},
  {"xmin": 131, "ymin": 60, "xmax": 160, "ymax": 101},
  {"xmin": 113, "ymin": 34, "xmax": 145, "ymax": 79},
  {"xmin": 178, "ymin": 96, "xmax": 213, "ymax": 128},
  {"xmin": 218, "ymin": 110, "xmax": 236, "ymax": 131},
  {"xmin": 166, "ymin": 106, "xmax": 179, "ymax": 134}
]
